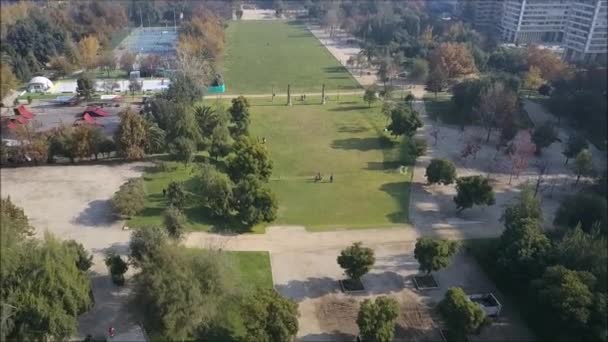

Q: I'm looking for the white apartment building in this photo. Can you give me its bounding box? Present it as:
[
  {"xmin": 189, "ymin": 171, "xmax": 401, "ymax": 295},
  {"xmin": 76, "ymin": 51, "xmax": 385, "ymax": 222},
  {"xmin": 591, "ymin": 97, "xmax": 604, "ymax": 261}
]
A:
[
  {"xmin": 500, "ymin": 0, "xmax": 570, "ymax": 43},
  {"xmin": 563, "ymin": 0, "xmax": 608, "ymax": 62},
  {"xmin": 461, "ymin": 0, "xmax": 608, "ymax": 63}
]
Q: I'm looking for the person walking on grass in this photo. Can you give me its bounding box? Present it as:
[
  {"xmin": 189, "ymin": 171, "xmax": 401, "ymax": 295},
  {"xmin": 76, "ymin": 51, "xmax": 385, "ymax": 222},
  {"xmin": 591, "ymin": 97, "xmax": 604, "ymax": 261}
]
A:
[{"xmin": 330, "ymin": 174, "xmax": 334, "ymax": 183}]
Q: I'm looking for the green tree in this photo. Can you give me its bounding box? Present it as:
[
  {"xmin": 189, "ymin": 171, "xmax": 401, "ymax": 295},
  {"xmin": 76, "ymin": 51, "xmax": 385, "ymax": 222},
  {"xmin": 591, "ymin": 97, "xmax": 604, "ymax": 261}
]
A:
[
  {"xmin": 128, "ymin": 226, "xmax": 168, "ymax": 267},
  {"xmin": 363, "ymin": 87, "xmax": 378, "ymax": 107},
  {"xmin": 169, "ymin": 137, "xmax": 196, "ymax": 164},
  {"xmin": 453, "ymin": 176, "xmax": 495, "ymax": 212},
  {"xmin": 572, "ymin": 149, "xmax": 595, "ymax": 185},
  {"xmin": 111, "ymin": 178, "xmax": 146, "ymax": 218},
  {"xmin": 163, "ymin": 206, "xmax": 185, "ymax": 240},
  {"xmin": 496, "ymin": 218, "xmax": 551, "ymax": 286},
  {"xmin": 337, "ymin": 242, "xmax": 375, "ymax": 281},
  {"xmin": 232, "ymin": 175, "xmax": 278, "ymax": 227},
  {"xmin": 145, "ymin": 122, "xmax": 166, "ymax": 154},
  {"xmin": 425, "ymin": 159, "xmax": 457, "ymax": 185},
  {"xmin": 242, "ymin": 288, "xmax": 299, "ymax": 342},
  {"xmin": 198, "ymin": 163, "xmax": 234, "ymax": 217},
  {"xmin": 76, "ymin": 75, "xmax": 95, "ymax": 100},
  {"xmin": 357, "ymin": 296, "xmax": 400, "ymax": 342},
  {"xmin": 1, "ymin": 196, "xmax": 34, "ymax": 239},
  {"xmin": 426, "ymin": 66, "xmax": 448, "ymax": 97},
  {"xmin": 105, "ymin": 252, "xmax": 128, "ymax": 285},
  {"xmin": 166, "ymin": 181, "xmax": 186, "ymax": 210},
  {"xmin": 554, "ymin": 193, "xmax": 607, "ymax": 233},
  {"xmin": 228, "ymin": 96, "xmax": 251, "ymax": 137},
  {"xmin": 553, "ymin": 226, "xmax": 607, "ymax": 292},
  {"xmin": 63, "ymin": 240, "xmax": 93, "ymax": 272},
  {"xmin": 409, "ymin": 58, "xmax": 429, "ymax": 83},
  {"xmin": 533, "ymin": 266, "xmax": 595, "ymax": 333},
  {"xmin": 0, "ymin": 64, "xmax": 19, "ymax": 99},
  {"xmin": 114, "ymin": 109, "xmax": 148, "ymax": 160},
  {"xmin": 414, "ymin": 238, "xmax": 458, "ymax": 274},
  {"xmin": 386, "ymin": 105, "xmax": 423, "ymax": 137},
  {"xmin": 532, "ymin": 122, "xmax": 558, "ymax": 155},
  {"xmin": 1, "ymin": 233, "xmax": 92, "ymax": 341},
  {"xmin": 562, "ymin": 135, "xmax": 588, "ymax": 165},
  {"xmin": 164, "ymin": 71, "xmax": 204, "ymax": 105},
  {"xmin": 500, "ymin": 187, "xmax": 542, "ymax": 230},
  {"xmin": 166, "ymin": 105, "xmax": 202, "ymax": 146},
  {"xmin": 227, "ymin": 137, "xmax": 273, "ymax": 182},
  {"xmin": 439, "ymin": 287, "xmax": 487, "ymax": 341},
  {"xmin": 133, "ymin": 246, "xmax": 233, "ymax": 340}
]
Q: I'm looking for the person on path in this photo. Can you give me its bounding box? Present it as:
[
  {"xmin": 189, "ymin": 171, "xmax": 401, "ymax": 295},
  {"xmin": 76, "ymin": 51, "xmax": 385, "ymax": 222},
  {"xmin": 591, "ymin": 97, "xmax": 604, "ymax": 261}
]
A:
[{"xmin": 330, "ymin": 174, "xmax": 333, "ymax": 183}]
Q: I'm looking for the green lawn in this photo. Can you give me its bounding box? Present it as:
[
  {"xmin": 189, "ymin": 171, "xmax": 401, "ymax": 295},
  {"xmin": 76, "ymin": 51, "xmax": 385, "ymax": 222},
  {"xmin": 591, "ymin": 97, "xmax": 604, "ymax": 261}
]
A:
[
  {"xmin": 222, "ymin": 20, "xmax": 360, "ymax": 95},
  {"xmin": 130, "ymin": 96, "xmax": 413, "ymax": 232},
  {"xmin": 183, "ymin": 248, "xmax": 273, "ymax": 289},
  {"xmin": 249, "ymin": 96, "xmax": 412, "ymax": 230}
]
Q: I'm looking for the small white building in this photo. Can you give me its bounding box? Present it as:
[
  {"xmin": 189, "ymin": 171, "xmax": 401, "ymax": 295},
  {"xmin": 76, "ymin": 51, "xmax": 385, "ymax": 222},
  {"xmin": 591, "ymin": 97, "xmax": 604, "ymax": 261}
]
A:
[{"xmin": 27, "ymin": 76, "xmax": 53, "ymax": 93}]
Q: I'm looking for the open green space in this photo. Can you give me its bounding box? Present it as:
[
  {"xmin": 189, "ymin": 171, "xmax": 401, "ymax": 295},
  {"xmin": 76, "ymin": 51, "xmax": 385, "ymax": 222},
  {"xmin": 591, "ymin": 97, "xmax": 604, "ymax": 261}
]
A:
[
  {"xmin": 129, "ymin": 96, "xmax": 413, "ymax": 232},
  {"xmin": 184, "ymin": 248, "xmax": 273, "ymax": 289},
  {"xmin": 222, "ymin": 20, "xmax": 360, "ymax": 95}
]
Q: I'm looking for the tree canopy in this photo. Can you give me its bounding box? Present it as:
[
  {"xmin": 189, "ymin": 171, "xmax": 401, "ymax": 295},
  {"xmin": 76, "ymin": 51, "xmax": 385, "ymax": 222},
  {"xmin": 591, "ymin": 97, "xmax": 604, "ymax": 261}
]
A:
[
  {"xmin": 337, "ymin": 242, "xmax": 375, "ymax": 281},
  {"xmin": 438, "ymin": 287, "xmax": 487, "ymax": 340},
  {"xmin": 357, "ymin": 296, "xmax": 400, "ymax": 342},
  {"xmin": 453, "ymin": 176, "xmax": 495, "ymax": 212},
  {"xmin": 425, "ymin": 159, "xmax": 457, "ymax": 185},
  {"xmin": 386, "ymin": 104, "xmax": 423, "ymax": 137},
  {"xmin": 414, "ymin": 237, "xmax": 458, "ymax": 274},
  {"xmin": 241, "ymin": 288, "xmax": 299, "ymax": 342}
]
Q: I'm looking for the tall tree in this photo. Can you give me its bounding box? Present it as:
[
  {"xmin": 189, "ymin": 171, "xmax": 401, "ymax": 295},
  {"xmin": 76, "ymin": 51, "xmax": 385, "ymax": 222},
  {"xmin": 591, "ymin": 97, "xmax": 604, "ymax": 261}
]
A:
[
  {"xmin": 228, "ymin": 96, "xmax": 251, "ymax": 137},
  {"xmin": 337, "ymin": 242, "xmax": 375, "ymax": 281},
  {"xmin": 475, "ymin": 82, "xmax": 518, "ymax": 143},
  {"xmin": 114, "ymin": 109, "xmax": 148, "ymax": 160},
  {"xmin": 414, "ymin": 238, "xmax": 458, "ymax": 274},
  {"xmin": 231, "ymin": 174, "xmax": 277, "ymax": 227},
  {"xmin": 426, "ymin": 65, "xmax": 447, "ymax": 97},
  {"xmin": 363, "ymin": 87, "xmax": 378, "ymax": 107},
  {"xmin": 386, "ymin": 104, "xmax": 423, "ymax": 137},
  {"xmin": 453, "ymin": 176, "xmax": 495, "ymax": 212},
  {"xmin": 438, "ymin": 287, "xmax": 487, "ymax": 341},
  {"xmin": 533, "ymin": 266, "xmax": 595, "ymax": 334},
  {"xmin": 554, "ymin": 193, "xmax": 607, "ymax": 234},
  {"xmin": 227, "ymin": 137, "xmax": 273, "ymax": 183},
  {"xmin": 78, "ymin": 35, "xmax": 100, "ymax": 69},
  {"xmin": 119, "ymin": 52, "xmax": 136, "ymax": 75},
  {"xmin": 523, "ymin": 66, "xmax": 544, "ymax": 94},
  {"xmin": 425, "ymin": 159, "xmax": 457, "ymax": 185},
  {"xmin": 532, "ymin": 121, "xmax": 558, "ymax": 155},
  {"xmin": 0, "ymin": 64, "xmax": 18, "ymax": 99},
  {"xmin": 357, "ymin": 296, "xmax": 400, "ymax": 342},
  {"xmin": 572, "ymin": 149, "xmax": 594, "ymax": 185},
  {"xmin": 197, "ymin": 163, "xmax": 234, "ymax": 217},
  {"xmin": 429, "ymin": 42, "xmax": 477, "ymax": 79},
  {"xmin": 562, "ymin": 135, "xmax": 588, "ymax": 165},
  {"xmin": 242, "ymin": 288, "xmax": 299, "ymax": 342},
  {"xmin": 76, "ymin": 75, "xmax": 95, "ymax": 100}
]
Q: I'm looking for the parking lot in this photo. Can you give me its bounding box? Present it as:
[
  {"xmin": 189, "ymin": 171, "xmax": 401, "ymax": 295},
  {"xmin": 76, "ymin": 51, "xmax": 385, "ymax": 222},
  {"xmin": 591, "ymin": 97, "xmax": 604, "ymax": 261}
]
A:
[{"xmin": 16, "ymin": 100, "xmax": 133, "ymax": 136}]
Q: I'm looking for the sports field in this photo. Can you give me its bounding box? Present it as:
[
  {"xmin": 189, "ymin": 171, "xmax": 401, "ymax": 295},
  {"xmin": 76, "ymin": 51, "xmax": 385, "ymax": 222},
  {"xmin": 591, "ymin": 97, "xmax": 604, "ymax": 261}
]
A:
[{"xmin": 222, "ymin": 20, "xmax": 360, "ymax": 95}]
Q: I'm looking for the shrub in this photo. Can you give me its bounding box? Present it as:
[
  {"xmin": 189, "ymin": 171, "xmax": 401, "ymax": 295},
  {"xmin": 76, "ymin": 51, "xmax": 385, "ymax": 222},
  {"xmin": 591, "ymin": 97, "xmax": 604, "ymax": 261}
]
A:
[
  {"xmin": 105, "ymin": 253, "xmax": 128, "ymax": 286},
  {"xmin": 163, "ymin": 206, "xmax": 185, "ymax": 240},
  {"xmin": 111, "ymin": 178, "xmax": 146, "ymax": 218},
  {"xmin": 337, "ymin": 242, "xmax": 375, "ymax": 281}
]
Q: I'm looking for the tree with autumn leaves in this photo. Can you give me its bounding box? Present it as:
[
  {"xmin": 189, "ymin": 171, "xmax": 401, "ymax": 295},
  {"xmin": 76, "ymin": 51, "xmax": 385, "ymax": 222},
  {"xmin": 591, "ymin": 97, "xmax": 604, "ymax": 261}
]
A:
[{"xmin": 429, "ymin": 42, "xmax": 477, "ymax": 79}]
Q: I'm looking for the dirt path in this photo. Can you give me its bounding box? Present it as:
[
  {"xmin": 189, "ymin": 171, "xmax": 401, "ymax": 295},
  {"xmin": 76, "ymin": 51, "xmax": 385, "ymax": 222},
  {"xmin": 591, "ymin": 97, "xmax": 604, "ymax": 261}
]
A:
[{"xmin": 306, "ymin": 24, "xmax": 378, "ymax": 87}]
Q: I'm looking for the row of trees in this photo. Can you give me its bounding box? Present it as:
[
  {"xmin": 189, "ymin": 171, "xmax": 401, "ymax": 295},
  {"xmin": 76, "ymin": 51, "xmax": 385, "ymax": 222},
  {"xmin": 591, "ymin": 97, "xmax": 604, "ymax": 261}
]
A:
[{"xmin": 1, "ymin": 197, "xmax": 94, "ymax": 340}]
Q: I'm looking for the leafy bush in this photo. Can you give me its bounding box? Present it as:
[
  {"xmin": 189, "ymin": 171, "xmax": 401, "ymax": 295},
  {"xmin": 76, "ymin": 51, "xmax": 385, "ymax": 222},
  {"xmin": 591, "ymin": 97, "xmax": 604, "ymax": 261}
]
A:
[
  {"xmin": 111, "ymin": 178, "xmax": 146, "ymax": 218},
  {"xmin": 105, "ymin": 253, "xmax": 128, "ymax": 286}
]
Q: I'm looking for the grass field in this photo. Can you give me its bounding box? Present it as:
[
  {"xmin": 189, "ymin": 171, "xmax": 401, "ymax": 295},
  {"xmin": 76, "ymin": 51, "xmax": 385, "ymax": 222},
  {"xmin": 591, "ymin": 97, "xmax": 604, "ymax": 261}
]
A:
[
  {"xmin": 222, "ymin": 20, "xmax": 360, "ymax": 95},
  {"xmin": 130, "ymin": 95, "xmax": 413, "ymax": 232}
]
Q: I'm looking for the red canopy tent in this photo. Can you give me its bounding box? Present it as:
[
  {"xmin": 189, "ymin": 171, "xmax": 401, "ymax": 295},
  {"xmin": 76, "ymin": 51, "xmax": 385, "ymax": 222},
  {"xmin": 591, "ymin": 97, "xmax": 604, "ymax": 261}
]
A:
[
  {"xmin": 83, "ymin": 106, "xmax": 109, "ymax": 117},
  {"xmin": 74, "ymin": 113, "xmax": 103, "ymax": 127},
  {"xmin": 14, "ymin": 105, "xmax": 35, "ymax": 119}
]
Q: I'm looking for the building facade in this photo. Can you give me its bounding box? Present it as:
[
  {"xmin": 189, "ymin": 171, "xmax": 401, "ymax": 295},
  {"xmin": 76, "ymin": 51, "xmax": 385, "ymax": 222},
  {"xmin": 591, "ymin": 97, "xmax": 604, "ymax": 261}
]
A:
[
  {"xmin": 563, "ymin": 0, "xmax": 608, "ymax": 62},
  {"xmin": 461, "ymin": 0, "xmax": 608, "ymax": 63}
]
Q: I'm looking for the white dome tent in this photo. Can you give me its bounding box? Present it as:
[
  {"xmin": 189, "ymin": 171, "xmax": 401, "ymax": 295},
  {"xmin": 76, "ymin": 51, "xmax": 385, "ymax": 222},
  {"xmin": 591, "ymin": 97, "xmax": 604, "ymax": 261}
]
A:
[{"xmin": 27, "ymin": 76, "xmax": 54, "ymax": 93}]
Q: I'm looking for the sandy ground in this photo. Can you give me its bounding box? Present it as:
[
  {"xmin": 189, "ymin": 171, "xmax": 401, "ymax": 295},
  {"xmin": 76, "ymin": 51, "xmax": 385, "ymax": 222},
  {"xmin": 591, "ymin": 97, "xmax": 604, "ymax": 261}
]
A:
[
  {"xmin": 409, "ymin": 97, "xmax": 606, "ymax": 235},
  {"xmin": 307, "ymin": 25, "xmax": 378, "ymax": 87},
  {"xmin": 240, "ymin": 9, "xmax": 277, "ymax": 20},
  {"xmin": 0, "ymin": 163, "xmax": 149, "ymax": 340}
]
